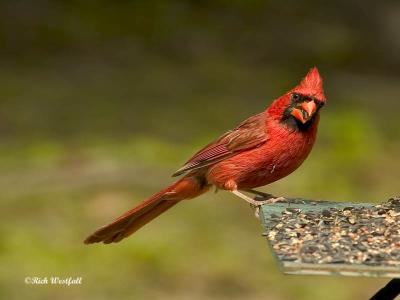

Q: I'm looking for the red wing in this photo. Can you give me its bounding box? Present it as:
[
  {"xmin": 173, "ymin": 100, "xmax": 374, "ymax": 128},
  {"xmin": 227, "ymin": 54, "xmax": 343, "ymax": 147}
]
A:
[{"xmin": 172, "ymin": 112, "xmax": 268, "ymax": 176}]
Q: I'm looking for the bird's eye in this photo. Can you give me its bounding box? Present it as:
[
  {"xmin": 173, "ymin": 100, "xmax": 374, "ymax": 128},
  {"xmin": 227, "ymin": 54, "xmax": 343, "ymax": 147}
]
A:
[{"xmin": 291, "ymin": 93, "xmax": 301, "ymax": 102}]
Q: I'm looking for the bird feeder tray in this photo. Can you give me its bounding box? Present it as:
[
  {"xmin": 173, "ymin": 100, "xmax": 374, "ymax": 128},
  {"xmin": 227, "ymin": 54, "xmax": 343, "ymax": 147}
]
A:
[{"xmin": 259, "ymin": 197, "xmax": 400, "ymax": 278}]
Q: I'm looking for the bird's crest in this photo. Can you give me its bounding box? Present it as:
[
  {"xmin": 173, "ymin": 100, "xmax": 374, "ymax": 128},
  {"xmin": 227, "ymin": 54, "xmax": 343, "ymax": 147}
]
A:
[{"xmin": 294, "ymin": 67, "xmax": 326, "ymax": 102}]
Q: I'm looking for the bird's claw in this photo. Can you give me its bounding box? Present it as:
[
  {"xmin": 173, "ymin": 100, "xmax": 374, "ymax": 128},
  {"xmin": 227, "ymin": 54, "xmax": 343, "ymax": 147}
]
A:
[
  {"xmin": 253, "ymin": 196, "xmax": 285, "ymax": 205},
  {"xmin": 250, "ymin": 196, "xmax": 285, "ymax": 218},
  {"xmin": 252, "ymin": 205, "xmax": 261, "ymax": 218},
  {"xmin": 230, "ymin": 190, "xmax": 285, "ymax": 218}
]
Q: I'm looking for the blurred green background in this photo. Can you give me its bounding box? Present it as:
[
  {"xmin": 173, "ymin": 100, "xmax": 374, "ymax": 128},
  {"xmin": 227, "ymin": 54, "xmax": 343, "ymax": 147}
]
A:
[{"xmin": 1, "ymin": 1, "xmax": 400, "ymax": 299}]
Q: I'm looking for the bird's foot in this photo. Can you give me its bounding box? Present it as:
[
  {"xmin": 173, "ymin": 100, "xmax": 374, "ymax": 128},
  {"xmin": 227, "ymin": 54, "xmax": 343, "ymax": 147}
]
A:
[
  {"xmin": 249, "ymin": 196, "xmax": 286, "ymax": 218},
  {"xmin": 254, "ymin": 196, "xmax": 286, "ymax": 204},
  {"xmin": 230, "ymin": 190, "xmax": 285, "ymax": 219},
  {"xmin": 231, "ymin": 190, "xmax": 262, "ymax": 206}
]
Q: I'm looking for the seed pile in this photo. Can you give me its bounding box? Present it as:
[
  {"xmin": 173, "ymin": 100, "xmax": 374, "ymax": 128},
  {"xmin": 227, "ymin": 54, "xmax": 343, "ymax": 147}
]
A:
[{"xmin": 265, "ymin": 197, "xmax": 400, "ymax": 266}]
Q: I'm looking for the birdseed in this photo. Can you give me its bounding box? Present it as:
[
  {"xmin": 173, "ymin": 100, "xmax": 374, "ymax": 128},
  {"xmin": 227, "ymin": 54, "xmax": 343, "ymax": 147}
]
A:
[{"xmin": 263, "ymin": 197, "xmax": 400, "ymax": 267}]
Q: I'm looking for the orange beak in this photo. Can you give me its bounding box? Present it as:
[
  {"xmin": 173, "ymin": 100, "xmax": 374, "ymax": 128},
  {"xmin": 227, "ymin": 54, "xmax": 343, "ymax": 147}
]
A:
[{"xmin": 290, "ymin": 100, "xmax": 317, "ymax": 124}]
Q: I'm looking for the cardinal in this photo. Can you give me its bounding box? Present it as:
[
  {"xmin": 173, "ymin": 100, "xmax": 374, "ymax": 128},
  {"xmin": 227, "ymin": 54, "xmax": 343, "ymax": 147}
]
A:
[{"xmin": 85, "ymin": 67, "xmax": 326, "ymax": 244}]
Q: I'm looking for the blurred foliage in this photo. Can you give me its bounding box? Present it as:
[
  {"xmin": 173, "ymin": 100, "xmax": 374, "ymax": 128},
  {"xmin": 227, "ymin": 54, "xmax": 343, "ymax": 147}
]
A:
[{"xmin": 0, "ymin": 1, "xmax": 400, "ymax": 299}]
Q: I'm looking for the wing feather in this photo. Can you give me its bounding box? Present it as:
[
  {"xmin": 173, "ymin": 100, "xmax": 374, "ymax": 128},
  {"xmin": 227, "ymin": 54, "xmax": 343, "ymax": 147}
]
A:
[{"xmin": 172, "ymin": 112, "xmax": 267, "ymax": 176}]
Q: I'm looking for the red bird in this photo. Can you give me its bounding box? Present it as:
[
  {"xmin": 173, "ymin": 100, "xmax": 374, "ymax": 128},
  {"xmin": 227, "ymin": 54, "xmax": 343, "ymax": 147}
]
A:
[{"xmin": 85, "ymin": 67, "xmax": 326, "ymax": 244}]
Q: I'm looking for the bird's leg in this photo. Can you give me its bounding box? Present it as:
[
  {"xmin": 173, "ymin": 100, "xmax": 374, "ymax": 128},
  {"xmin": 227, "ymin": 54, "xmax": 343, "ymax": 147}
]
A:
[
  {"xmin": 245, "ymin": 189, "xmax": 286, "ymax": 218},
  {"xmin": 231, "ymin": 190, "xmax": 284, "ymax": 218},
  {"xmin": 231, "ymin": 190, "xmax": 261, "ymax": 206}
]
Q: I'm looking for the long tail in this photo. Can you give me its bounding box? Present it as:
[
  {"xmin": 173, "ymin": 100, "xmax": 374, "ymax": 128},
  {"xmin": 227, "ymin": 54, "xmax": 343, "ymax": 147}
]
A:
[{"xmin": 84, "ymin": 176, "xmax": 209, "ymax": 244}]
